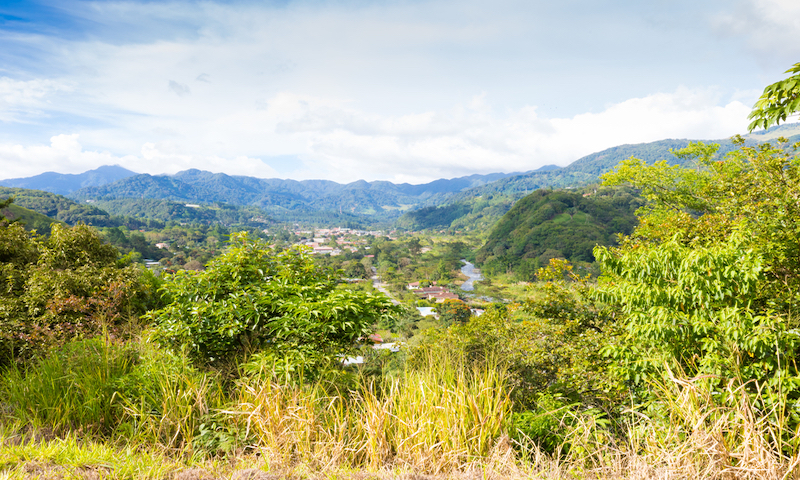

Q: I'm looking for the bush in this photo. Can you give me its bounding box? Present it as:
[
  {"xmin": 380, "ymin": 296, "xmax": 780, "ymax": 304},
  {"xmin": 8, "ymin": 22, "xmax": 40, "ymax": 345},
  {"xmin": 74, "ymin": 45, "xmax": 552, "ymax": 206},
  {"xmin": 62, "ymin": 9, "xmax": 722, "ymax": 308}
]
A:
[
  {"xmin": 148, "ymin": 233, "xmax": 398, "ymax": 370},
  {"xmin": 0, "ymin": 223, "xmax": 157, "ymax": 365}
]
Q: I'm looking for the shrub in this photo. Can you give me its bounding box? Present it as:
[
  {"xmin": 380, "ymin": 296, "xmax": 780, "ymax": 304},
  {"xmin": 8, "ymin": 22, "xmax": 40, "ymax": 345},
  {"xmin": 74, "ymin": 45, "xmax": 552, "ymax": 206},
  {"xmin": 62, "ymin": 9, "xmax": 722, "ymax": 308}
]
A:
[
  {"xmin": 0, "ymin": 223, "xmax": 157, "ymax": 365},
  {"xmin": 147, "ymin": 233, "xmax": 398, "ymax": 369}
]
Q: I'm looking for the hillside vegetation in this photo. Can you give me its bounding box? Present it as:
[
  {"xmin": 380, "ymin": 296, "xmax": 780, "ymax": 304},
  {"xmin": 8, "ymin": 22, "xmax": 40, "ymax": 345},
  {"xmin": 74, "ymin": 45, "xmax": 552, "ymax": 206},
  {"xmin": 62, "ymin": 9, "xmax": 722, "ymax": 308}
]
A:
[
  {"xmin": 68, "ymin": 170, "xmax": 520, "ymax": 220},
  {"xmin": 476, "ymin": 188, "xmax": 642, "ymax": 279},
  {"xmin": 0, "ymin": 187, "xmax": 120, "ymax": 227},
  {"xmin": 1, "ymin": 203, "xmax": 60, "ymax": 235},
  {"xmin": 5, "ymin": 135, "xmax": 800, "ymax": 479}
]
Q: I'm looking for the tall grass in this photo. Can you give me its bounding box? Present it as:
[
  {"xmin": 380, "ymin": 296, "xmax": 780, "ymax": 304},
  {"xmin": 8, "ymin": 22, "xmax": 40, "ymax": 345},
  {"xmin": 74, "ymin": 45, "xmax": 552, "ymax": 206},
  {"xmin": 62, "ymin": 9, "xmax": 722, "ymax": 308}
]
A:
[
  {"xmin": 1, "ymin": 336, "xmax": 222, "ymax": 450},
  {"xmin": 519, "ymin": 369, "xmax": 800, "ymax": 480},
  {"xmin": 9, "ymin": 337, "xmax": 800, "ymax": 478},
  {"xmin": 234, "ymin": 353, "xmax": 513, "ymax": 473},
  {"xmin": 1, "ymin": 337, "xmax": 136, "ymax": 435},
  {"xmin": 113, "ymin": 340, "xmax": 224, "ymax": 450}
]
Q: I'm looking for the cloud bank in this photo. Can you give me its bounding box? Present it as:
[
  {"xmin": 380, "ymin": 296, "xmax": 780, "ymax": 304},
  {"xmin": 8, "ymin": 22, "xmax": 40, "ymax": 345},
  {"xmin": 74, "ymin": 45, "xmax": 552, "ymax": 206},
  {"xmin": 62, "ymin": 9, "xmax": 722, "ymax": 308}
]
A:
[
  {"xmin": 0, "ymin": 0, "xmax": 793, "ymax": 183},
  {"xmin": 0, "ymin": 87, "xmax": 751, "ymax": 183}
]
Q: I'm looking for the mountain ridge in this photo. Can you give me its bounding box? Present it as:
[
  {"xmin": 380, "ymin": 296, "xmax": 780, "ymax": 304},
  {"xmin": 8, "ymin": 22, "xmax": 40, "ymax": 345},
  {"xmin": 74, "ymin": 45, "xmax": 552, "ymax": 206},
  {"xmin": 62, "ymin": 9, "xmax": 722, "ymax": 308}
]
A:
[
  {"xmin": 8, "ymin": 123, "xmax": 799, "ymax": 223},
  {"xmin": 0, "ymin": 165, "xmax": 138, "ymax": 195}
]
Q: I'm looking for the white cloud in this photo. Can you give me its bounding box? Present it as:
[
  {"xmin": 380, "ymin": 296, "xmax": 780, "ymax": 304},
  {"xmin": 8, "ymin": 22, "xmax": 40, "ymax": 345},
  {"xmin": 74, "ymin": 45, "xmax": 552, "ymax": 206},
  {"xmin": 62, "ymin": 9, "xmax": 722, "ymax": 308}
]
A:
[
  {"xmin": 137, "ymin": 142, "xmax": 279, "ymax": 178},
  {"xmin": 0, "ymin": 134, "xmax": 278, "ymax": 180},
  {"xmin": 0, "ymin": 134, "xmax": 133, "ymax": 178},
  {"xmin": 712, "ymin": 0, "xmax": 800, "ymax": 61},
  {"xmin": 0, "ymin": 1, "xmax": 775, "ymax": 184},
  {"xmin": 271, "ymin": 87, "xmax": 752, "ymax": 183},
  {"xmin": 0, "ymin": 86, "xmax": 753, "ymax": 184},
  {"xmin": 0, "ymin": 77, "xmax": 72, "ymax": 122}
]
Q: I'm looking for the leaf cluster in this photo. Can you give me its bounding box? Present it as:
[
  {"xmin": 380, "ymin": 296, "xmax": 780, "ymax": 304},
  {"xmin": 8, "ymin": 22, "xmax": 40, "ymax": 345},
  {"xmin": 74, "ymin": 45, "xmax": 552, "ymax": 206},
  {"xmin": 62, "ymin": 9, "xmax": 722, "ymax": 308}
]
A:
[
  {"xmin": 748, "ymin": 63, "xmax": 800, "ymax": 132},
  {"xmin": 0, "ymin": 223, "xmax": 157, "ymax": 365},
  {"xmin": 597, "ymin": 138, "xmax": 800, "ymax": 413}
]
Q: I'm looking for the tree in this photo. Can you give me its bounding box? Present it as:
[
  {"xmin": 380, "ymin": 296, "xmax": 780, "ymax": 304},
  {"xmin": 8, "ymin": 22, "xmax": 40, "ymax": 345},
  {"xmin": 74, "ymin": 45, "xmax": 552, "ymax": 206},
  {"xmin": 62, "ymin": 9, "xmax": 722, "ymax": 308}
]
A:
[
  {"xmin": 748, "ymin": 62, "xmax": 800, "ymax": 132},
  {"xmin": 408, "ymin": 237, "xmax": 422, "ymax": 257},
  {"xmin": 147, "ymin": 232, "xmax": 397, "ymax": 369},
  {"xmin": 597, "ymin": 139, "xmax": 800, "ymax": 402},
  {"xmin": 0, "ymin": 223, "xmax": 156, "ymax": 365},
  {"xmin": 0, "ymin": 196, "xmax": 14, "ymax": 225},
  {"xmin": 435, "ymin": 299, "xmax": 471, "ymax": 325}
]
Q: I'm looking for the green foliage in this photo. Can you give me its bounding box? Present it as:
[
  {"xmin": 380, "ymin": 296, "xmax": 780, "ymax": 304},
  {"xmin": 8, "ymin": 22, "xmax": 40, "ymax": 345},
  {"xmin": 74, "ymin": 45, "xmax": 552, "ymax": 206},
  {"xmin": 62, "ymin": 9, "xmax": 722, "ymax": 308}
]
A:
[
  {"xmin": 411, "ymin": 269, "xmax": 622, "ymax": 412},
  {"xmin": 748, "ymin": 62, "xmax": 800, "ymax": 132},
  {"xmin": 2, "ymin": 337, "xmax": 221, "ymax": 446},
  {"xmin": 396, "ymin": 202, "xmax": 472, "ymax": 230},
  {"xmin": 435, "ymin": 299, "xmax": 471, "ymax": 325},
  {"xmin": 0, "ymin": 223, "xmax": 156, "ymax": 365},
  {"xmin": 1, "ymin": 203, "xmax": 60, "ymax": 235},
  {"xmin": 520, "ymin": 259, "xmax": 624, "ymax": 408},
  {"xmin": 597, "ymin": 139, "xmax": 800, "ymax": 412},
  {"xmin": 1, "ymin": 337, "xmax": 137, "ymax": 436},
  {"xmin": 477, "ymin": 188, "xmax": 642, "ymax": 279},
  {"xmin": 508, "ymin": 394, "xmax": 571, "ymax": 454},
  {"xmin": 0, "ymin": 187, "xmax": 119, "ymax": 227},
  {"xmin": 148, "ymin": 232, "xmax": 398, "ymax": 369}
]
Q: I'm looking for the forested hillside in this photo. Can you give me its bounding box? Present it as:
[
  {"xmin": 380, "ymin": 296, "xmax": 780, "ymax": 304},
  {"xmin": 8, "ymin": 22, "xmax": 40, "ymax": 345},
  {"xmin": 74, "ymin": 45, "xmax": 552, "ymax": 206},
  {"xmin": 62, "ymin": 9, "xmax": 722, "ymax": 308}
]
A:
[
  {"xmin": 0, "ymin": 187, "xmax": 120, "ymax": 227},
  {"xmin": 68, "ymin": 170, "xmax": 520, "ymax": 219},
  {"xmin": 1, "ymin": 203, "xmax": 60, "ymax": 234},
  {"xmin": 476, "ymin": 188, "xmax": 643, "ymax": 279}
]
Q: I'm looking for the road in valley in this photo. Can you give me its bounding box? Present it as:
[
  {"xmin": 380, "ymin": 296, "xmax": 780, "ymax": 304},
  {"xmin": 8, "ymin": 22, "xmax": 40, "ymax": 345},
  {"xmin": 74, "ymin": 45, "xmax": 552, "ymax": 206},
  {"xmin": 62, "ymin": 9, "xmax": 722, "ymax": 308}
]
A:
[{"xmin": 371, "ymin": 267, "xmax": 400, "ymax": 305}]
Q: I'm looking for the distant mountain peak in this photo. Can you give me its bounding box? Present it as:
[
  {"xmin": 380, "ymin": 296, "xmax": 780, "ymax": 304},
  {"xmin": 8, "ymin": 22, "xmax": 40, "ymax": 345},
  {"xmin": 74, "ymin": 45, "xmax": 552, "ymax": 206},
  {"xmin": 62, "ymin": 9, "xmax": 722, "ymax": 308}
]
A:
[{"xmin": 0, "ymin": 165, "xmax": 139, "ymax": 195}]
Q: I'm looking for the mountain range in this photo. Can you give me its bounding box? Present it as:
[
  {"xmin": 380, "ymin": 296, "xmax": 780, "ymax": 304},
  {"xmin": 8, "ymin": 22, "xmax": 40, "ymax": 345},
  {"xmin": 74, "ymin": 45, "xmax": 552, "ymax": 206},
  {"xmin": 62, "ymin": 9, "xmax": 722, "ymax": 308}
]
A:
[
  {"xmin": 0, "ymin": 165, "xmax": 137, "ymax": 195},
  {"xmin": 4, "ymin": 123, "xmax": 800, "ymax": 225}
]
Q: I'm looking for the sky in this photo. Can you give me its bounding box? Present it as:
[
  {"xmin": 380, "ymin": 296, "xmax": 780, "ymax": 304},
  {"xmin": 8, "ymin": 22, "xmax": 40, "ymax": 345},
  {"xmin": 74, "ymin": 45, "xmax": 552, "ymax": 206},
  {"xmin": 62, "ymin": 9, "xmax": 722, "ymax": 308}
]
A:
[{"xmin": 0, "ymin": 0, "xmax": 798, "ymax": 184}]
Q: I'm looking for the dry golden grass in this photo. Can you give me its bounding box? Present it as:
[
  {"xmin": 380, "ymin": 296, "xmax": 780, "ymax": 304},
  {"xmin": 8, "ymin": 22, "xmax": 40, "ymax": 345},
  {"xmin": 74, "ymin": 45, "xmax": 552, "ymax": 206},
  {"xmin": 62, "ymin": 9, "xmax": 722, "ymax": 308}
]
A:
[{"xmin": 231, "ymin": 356, "xmax": 513, "ymax": 475}]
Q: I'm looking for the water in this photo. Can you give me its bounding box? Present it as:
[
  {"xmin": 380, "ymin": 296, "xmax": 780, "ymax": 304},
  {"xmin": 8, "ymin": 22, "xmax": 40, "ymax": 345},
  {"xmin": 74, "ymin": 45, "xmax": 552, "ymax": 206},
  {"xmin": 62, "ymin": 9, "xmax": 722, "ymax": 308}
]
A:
[{"xmin": 460, "ymin": 260, "xmax": 483, "ymax": 291}]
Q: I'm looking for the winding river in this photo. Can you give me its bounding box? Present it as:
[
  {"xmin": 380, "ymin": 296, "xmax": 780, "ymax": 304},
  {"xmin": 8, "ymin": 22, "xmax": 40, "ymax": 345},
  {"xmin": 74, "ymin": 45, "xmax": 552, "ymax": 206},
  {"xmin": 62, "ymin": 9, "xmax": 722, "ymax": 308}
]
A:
[{"xmin": 459, "ymin": 260, "xmax": 483, "ymax": 291}]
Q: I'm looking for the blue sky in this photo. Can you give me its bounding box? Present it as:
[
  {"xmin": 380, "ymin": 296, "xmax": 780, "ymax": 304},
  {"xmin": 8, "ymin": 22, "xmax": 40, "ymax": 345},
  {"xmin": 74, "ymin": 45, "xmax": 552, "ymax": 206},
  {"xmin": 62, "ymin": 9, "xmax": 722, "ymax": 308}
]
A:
[{"xmin": 0, "ymin": 0, "xmax": 798, "ymax": 183}]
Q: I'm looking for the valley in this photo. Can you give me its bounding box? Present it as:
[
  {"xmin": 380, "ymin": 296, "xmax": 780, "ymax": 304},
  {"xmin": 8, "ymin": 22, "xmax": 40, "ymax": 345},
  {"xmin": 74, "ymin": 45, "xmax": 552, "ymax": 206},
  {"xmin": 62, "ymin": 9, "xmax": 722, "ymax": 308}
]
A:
[{"xmin": 3, "ymin": 124, "xmax": 800, "ymax": 479}]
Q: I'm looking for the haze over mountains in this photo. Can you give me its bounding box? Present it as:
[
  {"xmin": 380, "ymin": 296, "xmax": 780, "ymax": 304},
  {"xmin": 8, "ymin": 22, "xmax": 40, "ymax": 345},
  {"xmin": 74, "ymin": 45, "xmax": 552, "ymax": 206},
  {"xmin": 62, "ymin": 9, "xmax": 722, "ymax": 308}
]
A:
[
  {"xmin": 0, "ymin": 165, "xmax": 138, "ymax": 195},
  {"xmin": 4, "ymin": 124, "xmax": 800, "ymax": 223}
]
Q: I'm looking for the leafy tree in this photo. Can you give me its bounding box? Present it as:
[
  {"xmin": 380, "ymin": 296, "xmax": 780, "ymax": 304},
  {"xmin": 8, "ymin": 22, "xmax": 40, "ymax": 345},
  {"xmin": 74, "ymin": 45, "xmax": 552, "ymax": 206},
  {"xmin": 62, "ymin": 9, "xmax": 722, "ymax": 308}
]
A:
[
  {"xmin": 408, "ymin": 237, "xmax": 422, "ymax": 256},
  {"xmin": 597, "ymin": 139, "xmax": 800, "ymax": 406},
  {"xmin": 0, "ymin": 196, "xmax": 14, "ymax": 223},
  {"xmin": 435, "ymin": 299, "xmax": 471, "ymax": 325},
  {"xmin": 0, "ymin": 223, "xmax": 156, "ymax": 364},
  {"xmin": 748, "ymin": 62, "xmax": 800, "ymax": 132},
  {"xmin": 147, "ymin": 233, "xmax": 397, "ymax": 369},
  {"xmin": 411, "ymin": 265, "xmax": 622, "ymax": 411}
]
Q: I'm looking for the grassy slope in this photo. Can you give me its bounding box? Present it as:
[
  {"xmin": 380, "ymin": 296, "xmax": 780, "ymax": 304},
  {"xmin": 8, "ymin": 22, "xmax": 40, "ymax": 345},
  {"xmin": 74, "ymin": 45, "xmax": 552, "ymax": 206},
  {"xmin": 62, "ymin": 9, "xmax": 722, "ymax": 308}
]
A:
[{"xmin": 1, "ymin": 204, "xmax": 60, "ymax": 235}]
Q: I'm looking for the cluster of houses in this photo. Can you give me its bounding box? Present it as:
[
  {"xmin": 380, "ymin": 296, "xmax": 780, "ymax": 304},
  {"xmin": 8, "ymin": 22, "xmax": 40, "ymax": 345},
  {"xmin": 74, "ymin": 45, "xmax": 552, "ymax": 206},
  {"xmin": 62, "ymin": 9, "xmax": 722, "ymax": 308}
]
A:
[
  {"xmin": 407, "ymin": 281, "xmax": 460, "ymax": 303},
  {"xmin": 293, "ymin": 226, "xmax": 395, "ymax": 256}
]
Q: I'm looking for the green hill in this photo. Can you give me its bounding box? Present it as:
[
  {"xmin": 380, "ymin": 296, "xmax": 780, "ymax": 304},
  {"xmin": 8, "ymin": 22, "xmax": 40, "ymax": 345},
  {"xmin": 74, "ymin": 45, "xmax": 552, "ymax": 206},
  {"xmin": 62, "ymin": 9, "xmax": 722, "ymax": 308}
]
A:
[
  {"xmin": 0, "ymin": 187, "xmax": 119, "ymax": 227},
  {"xmin": 476, "ymin": 188, "xmax": 643, "ymax": 280},
  {"xmin": 1, "ymin": 204, "xmax": 61, "ymax": 234}
]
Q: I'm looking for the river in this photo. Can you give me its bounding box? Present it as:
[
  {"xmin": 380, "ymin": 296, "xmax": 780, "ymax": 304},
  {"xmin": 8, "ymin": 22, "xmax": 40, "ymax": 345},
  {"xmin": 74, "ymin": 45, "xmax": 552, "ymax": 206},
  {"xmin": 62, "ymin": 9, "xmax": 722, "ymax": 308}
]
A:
[{"xmin": 459, "ymin": 260, "xmax": 483, "ymax": 291}]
